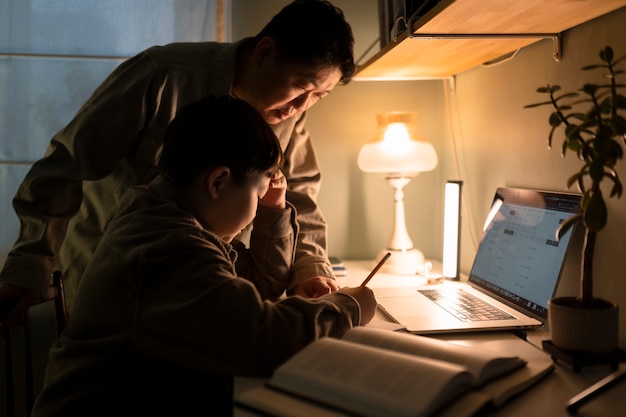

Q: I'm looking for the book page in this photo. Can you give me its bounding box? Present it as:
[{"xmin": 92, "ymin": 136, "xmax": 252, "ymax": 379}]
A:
[
  {"xmin": 342, "ymin": 327, "xmax": 526, "ymax": 385},
  {"xmin": 270, "ymin": 337, "xmax": 476, "ymax": 417}
]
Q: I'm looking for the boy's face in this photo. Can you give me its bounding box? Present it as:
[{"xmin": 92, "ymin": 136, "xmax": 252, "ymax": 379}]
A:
[{"xmin": 212, "ymin": 171, "xmax": 272, "ymax": 243}]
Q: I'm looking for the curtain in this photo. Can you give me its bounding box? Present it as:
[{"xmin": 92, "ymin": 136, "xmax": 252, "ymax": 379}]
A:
[{"xmin": 0, "ymin": 0, "xmax": 229, "ymax": 258}]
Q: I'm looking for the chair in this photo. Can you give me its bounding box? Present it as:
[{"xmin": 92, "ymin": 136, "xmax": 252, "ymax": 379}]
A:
[{"xmin": 1, "ymin": 271, "xmax": 68, "ymax": 417}]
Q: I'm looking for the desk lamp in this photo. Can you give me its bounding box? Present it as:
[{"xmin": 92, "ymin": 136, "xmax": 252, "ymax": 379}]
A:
[{"xmin": 357, "ymin": 112, "xmax": 437, "ymax": 274}]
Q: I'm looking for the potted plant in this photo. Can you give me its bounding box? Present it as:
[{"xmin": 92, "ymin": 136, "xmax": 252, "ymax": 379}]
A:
[{"xmin": 525, "ymin": 46, "xmax": 626, "ymax": 353}]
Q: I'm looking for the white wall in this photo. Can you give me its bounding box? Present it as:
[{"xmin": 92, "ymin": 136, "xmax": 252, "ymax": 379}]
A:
[{"xmin": 232, "ymin": 1, "xmax": 626, "ymax": 347}]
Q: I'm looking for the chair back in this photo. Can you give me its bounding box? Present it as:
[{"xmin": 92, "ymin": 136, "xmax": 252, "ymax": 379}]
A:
[{"xmin": 1, "ymin": 271, "xmax": 67, "ymax": 417}]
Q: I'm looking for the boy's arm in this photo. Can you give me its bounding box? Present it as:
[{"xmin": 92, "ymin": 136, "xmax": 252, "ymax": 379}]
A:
[{"xmin": 234, "ymin": 201, "xmax": 298, "ymax": 300}]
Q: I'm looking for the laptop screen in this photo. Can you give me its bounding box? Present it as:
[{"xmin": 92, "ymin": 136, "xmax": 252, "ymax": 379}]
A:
[{"xmin": 468, "ymin": 187, "xmax": 581, "ymax": 320}]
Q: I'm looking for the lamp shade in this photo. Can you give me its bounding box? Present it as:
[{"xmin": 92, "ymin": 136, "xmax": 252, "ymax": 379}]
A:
[{"xmin": 357, "ymin": 112, "xmax": 437, "ymax": 176}]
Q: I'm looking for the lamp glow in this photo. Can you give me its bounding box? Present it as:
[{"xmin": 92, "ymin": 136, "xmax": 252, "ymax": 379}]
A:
[{"xmin": 358, "ymin": 112, "xmax": 438, "ymax": 275}]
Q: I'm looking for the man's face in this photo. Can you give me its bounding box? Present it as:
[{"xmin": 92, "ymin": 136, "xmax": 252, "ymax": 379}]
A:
[{"xmin": 248, "ymin": 55, "xmax": 342, "ymax": 125}]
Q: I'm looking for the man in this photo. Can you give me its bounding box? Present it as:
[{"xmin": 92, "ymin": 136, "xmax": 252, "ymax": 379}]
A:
[{"xmin": 0, "ymin": 0, "xmax": 354, "ymax": 318}]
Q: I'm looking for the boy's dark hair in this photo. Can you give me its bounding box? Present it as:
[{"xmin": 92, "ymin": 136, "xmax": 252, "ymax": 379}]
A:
[
  {"xmin": 158, "ymin": 96, "xmax": 283, "ymax": 188},
  {"xmin": 254, "ymin": 0, "xmax": 355, "ymax": 84}
]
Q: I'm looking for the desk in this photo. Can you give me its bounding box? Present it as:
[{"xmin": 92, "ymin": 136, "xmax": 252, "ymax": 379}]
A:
[{"xmin": 234, "ymin": 261, "xmax": 626, "ymax": 416}]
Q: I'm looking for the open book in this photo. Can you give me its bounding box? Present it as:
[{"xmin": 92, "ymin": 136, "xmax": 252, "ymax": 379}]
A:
[{"xmin": 236, "ymin": 327, "xmax": 554, "ymax": 417}]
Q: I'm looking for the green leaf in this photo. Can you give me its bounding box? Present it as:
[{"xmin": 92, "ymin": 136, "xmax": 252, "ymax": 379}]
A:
[
  {"xmin": 556, "ymin": 92, "xmax": 579, "ymax": 99},
  {"xmin": 614, "ymin": 94, "xmax": 626, "ymax": 109},
  {"xmin": 580, "ymin": 64, "xmax": 608, "ymax": 71},
  {"xmin": 595, "ymin": 135, "xmax": 614, "ymax": 156},
  {"xmin": 566, "ymin": 172, "xmax": 580, "ymax": 189},
  {"xmin": 600, "ymin": 97, "xmax": 613, "ymax": 114},
  {"xmin": 571, "ymin": 139, "xmax": 583, "ymax": 153},
  {"xmin": 578, "ymin": 174, "xmax": 587, "ymax": 193},
  {"xmin": 600, "ymin": 46, "xmax": 614, "ymax": 63},
  {"xmin": 614, "ymin": 115, "xmax": 626, "ymax": 135},
  {"xmin": 582, "ymin": 84, "xmax": 598, "ymax": 95},
  {"xmin": 604, "ymin": 167, "xmax": 623, "ymax": 197},
  {"xmin": 604, "ymin": 139, "xmax": 624, "ymax": 166},
  {"xmin": 611, "ymin": 179, "xmax": 623, "ymax": 198},
  {"xmin": 524, "ymin": 101, "xmax": 552, "ymax": 108},
  {"xmin": 589, "ymin": 159, "xmax": 605, "ymax": 181},
  {"xmin": 613, "ymin": 139, "xmax": 625, "ymax": 159},
  {"xmin": 581, "ymin": 64, "xmax": 606, "ymax": 70},
  {"xmin": 561, "ymin": 137, "xmax": 570, "ymax": 155},
  {"xmin": 548, "ymin": 126, "xmax": 557, "ymax": 149},
  {"xmin": 582, "ymin": 189, "xmax": 591, "ymax": 206},
  {"xmin": 549, "ymin": 112, "xmax": 562, "ymax": 127},
  {"xmin": 568, "ymin": 112, "xmax": 587, "ymax": 122},
  {"xmin": 549, "ymin": 85, "xmax": 562, "ymax": 94},
  {"xmin": 581, "ymin": 141, "xmax": 593, "ymax": 161},
  {"xmin": 565, "ymin": 123, "xmax": 580, "ymax": 139}
]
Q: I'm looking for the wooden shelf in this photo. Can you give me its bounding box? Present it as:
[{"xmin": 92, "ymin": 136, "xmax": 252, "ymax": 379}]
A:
[{"xmin": 355, "ymin": 0, "xmax": 626, "ymax": 80}]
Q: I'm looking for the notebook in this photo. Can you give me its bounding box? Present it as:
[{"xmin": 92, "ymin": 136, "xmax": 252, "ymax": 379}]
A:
[{"xmin": 375, "ymin": 187, "xmax": 582, "ymax": 334}]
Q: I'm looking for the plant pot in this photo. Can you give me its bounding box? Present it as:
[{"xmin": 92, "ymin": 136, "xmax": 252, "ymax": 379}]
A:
[{"xmin": 548, "ymin": 297, "xmax": 619, "ymax": 353}]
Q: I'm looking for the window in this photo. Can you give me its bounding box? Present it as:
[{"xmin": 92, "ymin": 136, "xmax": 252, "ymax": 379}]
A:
[{"xmin": 0, "ymin": 0, "xmax": 228, "ymax": 258}]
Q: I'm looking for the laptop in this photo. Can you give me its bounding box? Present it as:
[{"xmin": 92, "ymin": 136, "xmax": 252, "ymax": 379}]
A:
[{"xmin": 375, "ymin": 187, "xmax": 582, "ymax": 334}]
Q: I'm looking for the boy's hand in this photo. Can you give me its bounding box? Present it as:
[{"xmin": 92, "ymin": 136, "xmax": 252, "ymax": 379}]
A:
[
  {"xmin": 260, "ymin": 170, "xmax": 286, "ymax": 209},
  {"xmin": 338, "ymin": 286, "xmax": 377, "ymax": 325}
]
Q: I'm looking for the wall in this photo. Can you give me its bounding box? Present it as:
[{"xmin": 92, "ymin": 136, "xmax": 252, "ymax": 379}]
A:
[{"xmin": 233, "ymin": 1, "xmax": 626, "ymax": 347}]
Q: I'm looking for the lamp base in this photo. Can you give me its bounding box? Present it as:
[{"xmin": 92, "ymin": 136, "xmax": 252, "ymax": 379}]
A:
[{"xmin": 376, "ymin": 248, "xmax": 425, "ymax": 275}]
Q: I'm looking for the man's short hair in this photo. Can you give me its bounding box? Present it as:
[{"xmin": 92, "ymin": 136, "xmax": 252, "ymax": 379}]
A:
[{"xmin": 255, "ymin": 0, "xmax": 355, "ymax": 84}]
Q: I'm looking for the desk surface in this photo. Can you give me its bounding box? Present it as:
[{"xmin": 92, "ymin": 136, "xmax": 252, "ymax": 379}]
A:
[{"xmin": 234, "ymin": 261, "xmax": 626, "ymax": 416}]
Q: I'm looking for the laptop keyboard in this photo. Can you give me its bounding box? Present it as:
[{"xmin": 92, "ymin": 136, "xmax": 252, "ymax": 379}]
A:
[{"xmin": 418, "ymin": 288, "xmax": 516, "ymax": 322}]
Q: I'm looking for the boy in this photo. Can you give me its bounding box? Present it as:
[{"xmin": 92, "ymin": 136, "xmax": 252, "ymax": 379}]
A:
[{"xmin": 31, "ymin": 96, "xmax": 376, "ymax": 417}]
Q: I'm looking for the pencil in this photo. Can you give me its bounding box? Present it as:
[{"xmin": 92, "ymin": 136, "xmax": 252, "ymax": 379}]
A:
[{"xmin": 360, "ymin": 252, "xmax": 391, "ymax": 287}]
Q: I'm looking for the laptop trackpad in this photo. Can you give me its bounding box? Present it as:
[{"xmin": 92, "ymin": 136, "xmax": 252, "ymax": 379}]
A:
[{"xmin": 374, "ymin": 287, "xmax": 434, "ymax": 317}]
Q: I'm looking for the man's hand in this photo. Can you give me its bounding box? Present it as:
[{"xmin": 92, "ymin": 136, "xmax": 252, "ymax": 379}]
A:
[
  {"xmin": 294, "ymin": 276, "xmax": 340, "ymax": 298},
  {"xmin": 0, "ymin": 283, "xmax": 42, "ymax": 326}
]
